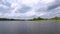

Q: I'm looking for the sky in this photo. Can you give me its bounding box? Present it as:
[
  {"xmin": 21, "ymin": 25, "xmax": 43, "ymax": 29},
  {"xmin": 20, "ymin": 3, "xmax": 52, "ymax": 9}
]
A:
[{"xmin": 0, "ymin": 0, "xmax": 60, "ymax": 19}]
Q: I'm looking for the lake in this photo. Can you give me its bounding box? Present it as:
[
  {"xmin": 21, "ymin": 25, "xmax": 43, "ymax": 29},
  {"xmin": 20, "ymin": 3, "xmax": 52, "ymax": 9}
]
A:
[{"xmin": 0, "ymin": 21, "xmax": 60, "ymax": 34}]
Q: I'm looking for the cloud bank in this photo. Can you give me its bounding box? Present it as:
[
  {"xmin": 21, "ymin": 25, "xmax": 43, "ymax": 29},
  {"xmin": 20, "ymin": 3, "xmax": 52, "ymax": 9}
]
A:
[{"xmin": 0, "ymin": 0, "xmax": 60, "ymax": 19}]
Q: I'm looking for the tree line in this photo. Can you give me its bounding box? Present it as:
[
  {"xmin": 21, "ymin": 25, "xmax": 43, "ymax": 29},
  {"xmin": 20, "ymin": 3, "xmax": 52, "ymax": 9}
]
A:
[{"xmin": 0, "ymin": 17, "xmax": 60, "ymax": 21}]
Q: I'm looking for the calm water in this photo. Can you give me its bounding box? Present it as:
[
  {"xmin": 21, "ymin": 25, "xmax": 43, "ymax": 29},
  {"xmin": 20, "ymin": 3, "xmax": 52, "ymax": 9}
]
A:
[{"xmin": 0, "ymin": 21, "xmax": 60, "ymax": 34}]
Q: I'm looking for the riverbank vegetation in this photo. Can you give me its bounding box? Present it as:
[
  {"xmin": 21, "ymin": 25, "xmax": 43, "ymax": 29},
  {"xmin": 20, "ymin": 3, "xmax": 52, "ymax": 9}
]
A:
[
  {"xmin": 49, "ymin": 17, "xmax": 60, "ymax": 20},
  {"xmin": 30, "ymin": 17, "xmax": 48, "ymax": 21},
  {"xmin": 0, "ymin": 18, "xmax": 28, "ymax": 21},
  {"xmin": 0, "ymin": 17, "xmax": 60, "ymax": 21}
]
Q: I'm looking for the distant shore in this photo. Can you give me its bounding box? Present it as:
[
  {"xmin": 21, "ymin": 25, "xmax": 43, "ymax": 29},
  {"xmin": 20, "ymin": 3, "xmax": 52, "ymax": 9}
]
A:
[{"xmin": 0, "ymin": 17, "xmax": 60, "ymax": 21}]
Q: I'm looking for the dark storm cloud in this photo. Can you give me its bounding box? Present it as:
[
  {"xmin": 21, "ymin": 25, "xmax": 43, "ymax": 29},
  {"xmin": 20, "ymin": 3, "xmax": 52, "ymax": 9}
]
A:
[{"xmin": 47, "ymin": 0, "xmax": 60, "ymax": 10}]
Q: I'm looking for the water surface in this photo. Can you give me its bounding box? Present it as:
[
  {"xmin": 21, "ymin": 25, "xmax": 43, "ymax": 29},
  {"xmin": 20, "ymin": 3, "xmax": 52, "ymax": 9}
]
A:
[{"xmin": 0, "ymin": 21, "xmax": 60, "ymax": 34}]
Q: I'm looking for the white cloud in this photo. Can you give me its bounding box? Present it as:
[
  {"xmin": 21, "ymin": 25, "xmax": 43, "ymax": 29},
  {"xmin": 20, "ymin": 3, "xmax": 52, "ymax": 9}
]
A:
[
  {"xmin": 21, "ymin": 0, "xmax": 40, "ymax": 6},
  {"xmin": 24, "ymin": 11, "xmax": 35, "ymax": 17},
  {"xmin": 0, "ymin": 4, "xmax": 9, "ymax": 8},
  {"xmin": 40, "ymin": 0, "xmax": 55, "ymax": 4},
  {"xmin": 0, "ymin": 0, "xmax": 60, "ymax": 19}
]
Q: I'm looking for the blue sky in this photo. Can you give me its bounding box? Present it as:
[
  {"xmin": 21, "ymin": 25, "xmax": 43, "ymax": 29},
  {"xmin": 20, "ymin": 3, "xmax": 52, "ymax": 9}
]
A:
[{"xmin": 0, "ymin": 0, "xmax": 60, "ymax": 19}]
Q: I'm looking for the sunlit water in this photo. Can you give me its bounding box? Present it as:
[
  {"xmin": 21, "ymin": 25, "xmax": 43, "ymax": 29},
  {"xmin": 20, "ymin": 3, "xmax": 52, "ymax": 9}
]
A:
[{"xmin": 0, "ymin": 21, "xmax": 60, "ymax": 34}]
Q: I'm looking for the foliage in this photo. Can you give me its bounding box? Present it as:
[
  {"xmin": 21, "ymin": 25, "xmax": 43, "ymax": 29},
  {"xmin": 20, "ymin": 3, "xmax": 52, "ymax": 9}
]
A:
[
  {"xmin": 0, "ymin": 17, "xmax": 60, "ymax": 21},
  {"xmin": 32, "ymin": 17, "xmax": 45, "ymax": 21},
  {"xmin": 50, "ymin": 17, "xmax": 60, "ymax": 20}
]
